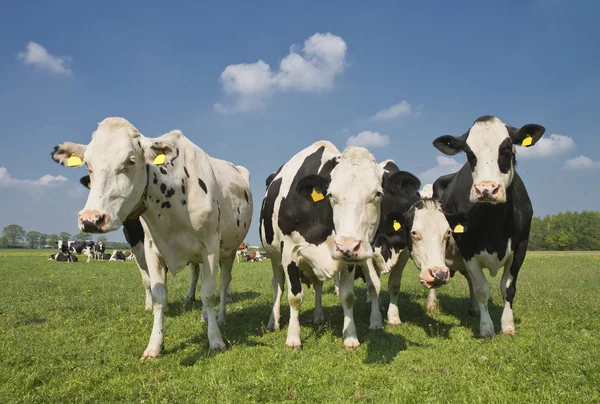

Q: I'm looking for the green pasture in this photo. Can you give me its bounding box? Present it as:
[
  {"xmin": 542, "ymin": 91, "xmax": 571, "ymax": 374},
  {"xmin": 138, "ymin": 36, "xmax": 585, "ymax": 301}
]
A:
[{"xmin": 0, "ymin": 250, "xmax": 599, "ymax": 402}]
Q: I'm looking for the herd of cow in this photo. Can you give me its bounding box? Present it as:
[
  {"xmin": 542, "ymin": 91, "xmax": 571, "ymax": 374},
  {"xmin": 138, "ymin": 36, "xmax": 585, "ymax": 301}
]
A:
[
  {"xmin": 49, "ymin": 114, "xmax": 545, "ymax": 358},
  {"xmin": 48, "ymin": 240, "xmax": 134, "ymax": 263}
]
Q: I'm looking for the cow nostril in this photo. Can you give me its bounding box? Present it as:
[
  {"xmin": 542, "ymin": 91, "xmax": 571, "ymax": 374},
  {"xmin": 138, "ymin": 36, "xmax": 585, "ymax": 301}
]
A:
[
  {"xmin": 492, "ymin": 186, "xmax": 500, "ymax": 195},
  {"xmin": 352, "ymin": 241, "xmax": 361, "ymax": 252}
]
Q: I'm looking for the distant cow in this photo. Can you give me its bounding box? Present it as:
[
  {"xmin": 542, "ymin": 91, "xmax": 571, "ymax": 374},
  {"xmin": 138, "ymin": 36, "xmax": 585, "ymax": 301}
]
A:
[
  {"xmin": 94, "ymin": 242, "xmax": 105, "ymax": 260},
  {"xmin": 235, "ymin": 242, "xmax": 248, "ymax": 262},
  {"xmin": 52, "ymin": 117, "xmax": 252, "ymax": 359},
  {"xmin": 430, "ymin": 115, "xmax": 545, "ymax": 337},
  {"xmin": 70, "ymin": 240, "xmax": 95, "ymax": 254},
  {"xmin": 260, "ymin": 141, "xmax": 411, "ymax": 349}
]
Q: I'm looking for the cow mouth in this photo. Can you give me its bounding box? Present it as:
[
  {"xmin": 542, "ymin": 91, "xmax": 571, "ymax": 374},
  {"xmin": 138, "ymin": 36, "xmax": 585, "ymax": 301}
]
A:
[{"xmin": 419, "ymin": 278, "xmax": 448, "ymax": 289}]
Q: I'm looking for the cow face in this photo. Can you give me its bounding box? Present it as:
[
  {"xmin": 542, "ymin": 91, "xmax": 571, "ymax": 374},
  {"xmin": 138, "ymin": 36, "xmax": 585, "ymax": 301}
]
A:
[
  {"xmin": 51, "ymin": 117, "xmax": 172, "ymax": 233},
  {"xmin": 296, "ymin": 147, "xmax": 417, "ymax": 263},
  {"xmin": 403, "ymin": 199, "xmax": 452, "ymax": 289},
  {"xmin": 433, "ymin": 116, "xmax": 545, "ymax": 203}
]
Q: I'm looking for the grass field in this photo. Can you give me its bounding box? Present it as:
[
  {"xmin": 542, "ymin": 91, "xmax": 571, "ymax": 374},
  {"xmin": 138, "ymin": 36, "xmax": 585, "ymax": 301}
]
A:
[{"xmin": 0, "ymin": 250, "xmax": 599, "ymax": 402}]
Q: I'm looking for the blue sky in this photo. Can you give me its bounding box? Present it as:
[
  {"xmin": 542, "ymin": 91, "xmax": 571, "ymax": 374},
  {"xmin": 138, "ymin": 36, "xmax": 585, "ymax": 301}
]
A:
[{"xmin": 1, "ymin": 0, "xmax": 599, "ymax": 245}]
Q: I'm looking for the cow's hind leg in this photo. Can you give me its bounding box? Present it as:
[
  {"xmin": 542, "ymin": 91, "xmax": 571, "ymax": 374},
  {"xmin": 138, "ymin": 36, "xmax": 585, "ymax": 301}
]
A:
[
  {"xmin": 217, "ymin": 255, "xmax": 234, "ymax": 325},
  {"xmin": 132, "ymin": 242, "xmax": 153, "ymax": 311},
  {"xmin": 363, "ymin": 260, "xmax": 383, "ymax": 330},
  {"xmin": 186, "ymin": 262, "xmax": 200, "ymax": 303},
  {"xmin": 501, "ymin": 241, "xmax": 527, "ymax": 336},
  {"xmin": 387, "ymin": 249, "xmax": 409, "ymax": 326},
  {"xmin": 267, "ymin": 260, "xmax": 285, "ymax": 331},
  {"xmin": 313, "ymin": 279, "xmax": 324, "ymax": 325}
]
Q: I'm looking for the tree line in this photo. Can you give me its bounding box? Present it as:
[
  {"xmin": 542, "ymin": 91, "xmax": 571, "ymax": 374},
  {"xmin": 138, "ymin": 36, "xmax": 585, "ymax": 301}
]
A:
[{"xmin": 0, "ymin": 224, "xmax": 129, "ymax": 250}]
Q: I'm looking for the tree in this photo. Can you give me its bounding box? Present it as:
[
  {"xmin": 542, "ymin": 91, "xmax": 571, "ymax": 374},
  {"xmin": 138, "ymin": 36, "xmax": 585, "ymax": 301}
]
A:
[
  {"xmin": 0, "ymin": 236, "xmax": 8, "ymax": 248},
  {"xmin": 27, "ymin": 231, "xmax": 42, "ymax": 248},
  {"xmin": 48, "ymin": 234, "xmax": 60, "ymax": 245},
  {"xmin": 74, "ymin": 232, "xmax": 93, "ymax": 241},
  {"xmin": 59, "ymin": 232, "xmax": 71, "ymax": 242},
  {"xmin": 96, "ymin": 235, "xmax": 108, "ymax": 243},
  {"xmin": 2, "ymin": 225, "xmax": 26, "ymax": 247},
  {"xmin": 38, "ymin": 233, "xmax": 49, "ymax": 247}
]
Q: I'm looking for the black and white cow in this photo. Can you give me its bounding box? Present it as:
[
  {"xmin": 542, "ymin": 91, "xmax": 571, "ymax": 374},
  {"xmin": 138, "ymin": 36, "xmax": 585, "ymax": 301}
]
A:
[
  {"xmin": 430, "ymin": 115, "xmax": 545, "ymax": 337},
  {"xmin": 94, "ymin": 241, "xmax": 106, "ymax": 260},
  {"xmin": 51, "ymin": 117, "xmax": 252, "ymax": 359},
  {"xmin": 70, "ymin": 240, "xmax": 95, "ymax": 254},
  {"xmin": 260, "ymin": 141, "xmax": 412, "ymax": 349}
]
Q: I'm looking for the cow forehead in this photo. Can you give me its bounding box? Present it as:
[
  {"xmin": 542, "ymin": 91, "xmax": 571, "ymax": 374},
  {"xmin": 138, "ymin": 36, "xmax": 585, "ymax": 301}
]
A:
[
  {"xmin": 466, "ymin": 118, "xmax": 509, "ymax": 153},
  {"xmin": 86, "ymin": 124, "xmax": 142, "ymax": 163},
  {"xmin": 413, "ymin": 204, "xmax": 448, "ymax": 232},
  {"xmin": 329, "ymin": 147, "xmax": 381, "ymax": 193}
]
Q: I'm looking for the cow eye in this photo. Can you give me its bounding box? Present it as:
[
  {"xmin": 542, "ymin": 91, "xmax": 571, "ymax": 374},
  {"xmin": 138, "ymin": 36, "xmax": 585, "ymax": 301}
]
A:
[
  {"xmin": 411, "ymin": 230, "xmax": 419, "ymax": 238},
  {"xmin": 375, "ymin": 190, "xmax": 384, "ymax": 199},
  {"xmin": 128, "ymin": 158, "xmax": 136, "ymax": 166}
]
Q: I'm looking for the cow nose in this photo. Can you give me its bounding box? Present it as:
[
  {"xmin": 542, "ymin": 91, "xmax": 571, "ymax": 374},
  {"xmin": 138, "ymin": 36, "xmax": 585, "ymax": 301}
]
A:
[
  {"xmin": 474, "ymin": 182, "xmax": 500, "ymax": 200},
  {"xmin": 79, "ymin": 210, "xmax": 107, "ymax": 233},
  {"xmin": 428, "ymin": 267, "xmax": 450, "ymax": 286},
  {"xmin": 335, "ymin": 237, "xmax": 362, "ymax": 260}
]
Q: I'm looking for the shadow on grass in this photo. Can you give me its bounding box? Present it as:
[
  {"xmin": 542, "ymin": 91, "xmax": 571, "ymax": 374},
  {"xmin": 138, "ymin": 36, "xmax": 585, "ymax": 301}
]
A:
[{"xmin": 436, "ymin": 293, "xmax": 506, "ymax": 336}]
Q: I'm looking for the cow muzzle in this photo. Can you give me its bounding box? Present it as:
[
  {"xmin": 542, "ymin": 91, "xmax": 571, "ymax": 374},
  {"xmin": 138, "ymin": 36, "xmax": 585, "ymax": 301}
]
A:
[
  {"xmin": 333, "ymin": 237, "xmax": 368, "ymax": 262},
  {"xmin": 78, "ymin": 210, "xmax": 108, "ymax": 233},
  {"xmin": 419, "ymin": 266, "xmax": 450, "ymax": 289},
  {"xmin": 473, "ymin": 181, "xmax": 503, "ymax": 203}
]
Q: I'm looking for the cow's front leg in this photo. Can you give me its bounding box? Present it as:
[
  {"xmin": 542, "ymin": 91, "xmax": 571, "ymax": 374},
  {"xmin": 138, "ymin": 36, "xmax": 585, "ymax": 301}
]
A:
[
  {"xmin": 284, "ymin": 259, "xmax": 304, "ymax": 349},
  {"xmin": 426, "ymin": 289, "xmax": 439, "ymax": 312},
  {"xmin": 339, "ymin": 265, "xmax": 359, "ymax": 349},
  {"xmin": 186, "ymin": 262, "xmax": 200, "ymax": 303},
  {"xmin": 217, "ymin": 256, "xmax": 234, "ymax": 325},
  {"xmin": 141, "ymin": 247, "xmax": 167, "ymax": 360},
  {"xmin": 387, "ymin": 249, "xmax": 409, "ymax": 325},
  {"xmin": 200, "ymin": 246, "xmax": 225, "ymax": 350},
  {"xmin": 465, "ymin": 259, "xmax": 495, "ymax": 337},
  {"xmin": 363, "ymin": 260, "xmax": 383, "ymax": 330},
  {"xmin": 313, "ymin": 279, "xmax": 325, "ymax": 325}
]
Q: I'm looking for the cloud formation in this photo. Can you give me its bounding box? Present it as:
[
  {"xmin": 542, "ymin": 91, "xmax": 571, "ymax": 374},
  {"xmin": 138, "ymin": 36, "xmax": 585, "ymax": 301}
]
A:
[
  {"xmin": 346, "ymin": 131, "xmax": 390, "ymax": 148},
  {"xmin": 17, "ymin": 41, "xmax": 72, "ymax": 75},
  {"xmin": 215, "ymin": 32, "xmax": 347, "ymax": 112},
  {"xmin": 0, "ymin": 167, "xmax": 68, "ymax": 188},
  {"xmin": 418, "ymin": 156, "xmax": 462, "ymax": 184},
  {"xmin": 372, "ymin": 101, "xmax": 412, "ymax": 121},
  {"xmin": 563, "ymin": 155, "xmax": 600, "ymax": 170},
  {"xmin": 517, "ymin": 134, "xmax": 575, "ymax": 158}
]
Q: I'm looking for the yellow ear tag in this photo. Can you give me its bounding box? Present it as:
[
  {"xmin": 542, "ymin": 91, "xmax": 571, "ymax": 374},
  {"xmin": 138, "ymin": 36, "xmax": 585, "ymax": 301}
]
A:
[
  {"xmin": 522, "ymin": 135, "xmax": 533, "ymax": 147},
  {"xmin": 453, "ymin": 224, "xmax": 465, "ymax": 233},
  {"xmin": 87, "ymin": 182, "xmax": 91, "ymax": 189},
  {"xmin": 393, "ymin": 220, "xmax": 401, "ymax": 231},
  {"xmin": 67, "ymin": 155, "xmax": 83, "ymax": 167},
  {"xmin": 311, "ymin": 189, "xmax": 324, "ymax": 202},
  {"xmin": 153, "ymin": 153, "xmax": 166, "ymax": 165}
]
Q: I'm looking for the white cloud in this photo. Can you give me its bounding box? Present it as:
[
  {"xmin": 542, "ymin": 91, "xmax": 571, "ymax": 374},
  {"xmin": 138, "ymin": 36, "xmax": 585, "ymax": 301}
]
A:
[
  {"xmin": 563, "ymin": 155, "xmax": 600, "ymax": 170},
  {"xmin": 418, "ymin": 156, "xmax": 462, "ymax": 184},
  {"xmin": 372, "ymin": 101, "xmax": 412, "ymax": 121},
  {"xmin": 346, "ymin": 131, "xmax": 389, "ymax": 148},
  {"xmin": 215, "ymin": 32, "xmax": 347, "ymax": 112},
  {"xmin": 16, "ymin": 41, "xmax": 72, "ymax": 75},
  {"xmin": 517, "ymin": 134, "xmax": 575, "ymax": 158},
  {"xmin": 0, "ymin": 167, "xmax": 68, "ymax": 188}
]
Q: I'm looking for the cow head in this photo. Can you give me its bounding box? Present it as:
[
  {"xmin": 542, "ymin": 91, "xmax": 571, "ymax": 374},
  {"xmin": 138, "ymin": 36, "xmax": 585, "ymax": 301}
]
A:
[
  {"xmin": 433, "ymin": 116, "xmax": 545, "ymax": 203},
  {"xmin": 296, "ymin": 147, "xmax": 419, "ymax": 263},
  {"xmin": 51, "ymin": 117, "xmax": 175, "ymax": 233}
]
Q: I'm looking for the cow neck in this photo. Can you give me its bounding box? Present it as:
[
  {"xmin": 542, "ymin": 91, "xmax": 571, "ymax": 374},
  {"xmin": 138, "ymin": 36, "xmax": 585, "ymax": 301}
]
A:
[{"xmin": 126, "ymin": 165, "xmax": 150, "ymax": 221}]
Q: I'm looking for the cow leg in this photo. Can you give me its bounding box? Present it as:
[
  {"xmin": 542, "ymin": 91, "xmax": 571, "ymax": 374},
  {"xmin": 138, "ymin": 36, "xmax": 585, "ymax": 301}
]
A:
[
  {"xmin": 463, "ymin": 270, "xmax": 479, "ymax": 316},
  {"xmin": 200, "ymin": 246, "xmax": 225, "ymax": 350},
  {"xmin": 267, "ymin": 261, "xmax": 285, "ymax": 331},
  {"xmin": 387, "ymin": 249, "xmax": 409, "ymax": 326},
  {"xmin": 313, "ymin": 279, "xmax": 324, "ymax": 325},
  {"xmin": 333, "ymin": 272, "xmax": 340, "ymax": 296},
  {"xmin": 426, "ymin": 289, "xmax": 438, "ymax": 312},
  {"xmin": 363, "ymin": 260, "xmax": 383, "ymax": 330},
  {"xmin": 132, "ymin": 243, "xmax": 153, "ymax": 311},
  {"xmin": 284, "ymin": 257, "xmax": 304, "ymax": 349},
  {"xmin": 217, "ymin": 256, "xmax": 234, "ymax": 325},
  {"xmin": 501, "ymin": 241, "xmax": 527, "ymax": 336},
  {"xmin": 186, "ymin": 262, "xmax": 200, "ymax": 303},
  {"xmin": 465, "ymin": 260, "xmax": 495, "ymax": 338},
  {"xmin": 141, "ymin": 248, "xmax": 168, "ymax": 360},
  {"xmin": 339, "ymin": 265, "xmax": 359, "ymax": 349}
]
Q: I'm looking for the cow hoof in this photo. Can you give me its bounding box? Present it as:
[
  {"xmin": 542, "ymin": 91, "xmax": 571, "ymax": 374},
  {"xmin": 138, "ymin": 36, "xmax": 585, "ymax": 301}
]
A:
[
  {"xmin": 343, "ymin": 338, "xmax": 360, "ymax": 350},
  {"xmin": 140, "ymin": 347, "xmax": 162, "ymax": 360},
  {"xmin": 144, "ymin": 305, "xmax": 153, "ymax": 312},
  {"xmin": 479, "ymin": 329, "xmax": 496, "ymax": 338},
  {"xmin": 368, "ymin": 324, "xmax": 384, "ymax": 332},
  {"xmin": 201, "ymin": 309, "xmax": 208, "ymax": 323},
  {"xmin": 217, "ymin": 315, "xmax": 227, "ymax": 326},
  {"xmin": 426, "ymin": 302, "xmax": 439, "ymax": 313},
  {"xmin": 225, "ymin": 295, "xmax": 233, "ymax": 304},
  {"xmin": 333, "ymin": 287, "xmax": 339, "ymax": 296},
  {"xmin": 468, "ymin": 308, "xmax": 480, "ymax": 317},
  {"xmin": 387, "ymin": 317, "xmax": 402, "ymax": 327},
  {"xmin": 185, "ymin": 297, "xmax": 196, "ymax": 304},
  {"xmin": 502, "ymin": 327, "xmax": 516, "ymax": 336},
  {"xmin": 285, "ymin": 340, "xmax": 302, "ymax": 350},
  {"xmin": 210, "ymin": 341, "xmax": 226, "ymax": 350}
]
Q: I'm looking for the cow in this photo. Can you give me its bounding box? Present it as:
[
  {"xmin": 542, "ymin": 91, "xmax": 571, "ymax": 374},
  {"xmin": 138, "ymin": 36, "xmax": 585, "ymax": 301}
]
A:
[
  {"xmin": 70, "ymin": 240, "xmax": 95, "ymax": 254},
  {"xmin": 259, "ymin": 141, "xmax": 414, "ymax": 349},
  {"xmin": 51, "ymin": 117, "xmax": 253, "ymax": 358},
  {"xmin": 94, "ymin": 241, "xmax": 106, "ymax": 260},
  {"xmin": 430, "ymin": 115, "xmax": 545, "ymax": 337},
  {"xmin": 235, "ymin": 242, "xmax": 248, "ymax": 262},
  {"xmin": 109, "ymin": 250, "xmax": 127, "ymax": 261}
]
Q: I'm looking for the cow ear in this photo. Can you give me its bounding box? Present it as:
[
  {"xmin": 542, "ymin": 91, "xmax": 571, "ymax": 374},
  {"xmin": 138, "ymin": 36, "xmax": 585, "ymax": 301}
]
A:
[
  {"xmin": 51, "ymin": 142, "xmax": 87, "ymax": 167},
  {"xmin": 381, "ymin": 212, "xmax": 408, "ymax": 236},
  {"xmin": 79, "ymin": 175, "xmax": 91, "ymax": 189},
  {"xmin": 143, "ymin": 141, "xmax": 178, "ymax": 166},
  {"xmin": 383, "ymin": 171, "xmax": 421, "ymax": 197},
  {"xmin": 433, "ymin": 133, "xmax": 468, "ymax": 156},
  {"xmin": 295, "ymin": 174, "xmax": 330, "ymax": 203},
  {"xmin": 507, "ymin": 124, "xmax": 545, "ymax": 147}
]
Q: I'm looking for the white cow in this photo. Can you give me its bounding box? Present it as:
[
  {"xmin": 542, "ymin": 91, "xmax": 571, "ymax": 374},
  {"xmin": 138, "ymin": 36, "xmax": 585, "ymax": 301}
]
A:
[{"xmin": 51, "ymin": 117, "xmax": 252, "ymax": 359}]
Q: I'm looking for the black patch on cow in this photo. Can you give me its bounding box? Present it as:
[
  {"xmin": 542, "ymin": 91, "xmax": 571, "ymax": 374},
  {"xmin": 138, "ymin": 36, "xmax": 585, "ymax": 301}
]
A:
[
  {"xmin": 218, "ymin": 207, "xmax": 221, "ymax": 222},
  {"xmin": 237, "ymin": 207, "xmax": 240, "ymax": 214},
  {"xmin": 198, "ymin": 178, "xmax": 207, "ymax": 193},
  {"xmin": 160, "ymin": 183, "xmax": 167, "ymax": 194},
  {"xmin": 181, "ymin": 184, "xmax": 186, "ymax": 194},
  {"xmin": 155, "ymin": 199, "xmax": 160, "ymax": 204},
  {"xmin": 244, "ymin": 222, "xmax": 247, "ymax": 229},
  {"xmin": 237, "ymin": 219, "xmax": 240, "ymax": 227},
  {"xmin": 474, "ymin": 115, "xmax": 496, "ymax": 124},
  {"xmin": 287, "ymin": 262, "xmax": 302, "ymax": 295},
  {"xmin": 165, "ymin": 188, "xmax": 175, "ymax": 198},
  {"xmin": 123, "ymin": 219, "xmax": 145, "ymax": 247},
  {"xmin": 161, "ymin": 201, "xmax": 171, "ymax": 209},
  {"xmin": 153, "ymin": 173, "xmax": 158, "ymax": 185},
  {"xmin": 159, "ymin": 167, "xmax": 167, "ymax": 175},
  {"xmin": 277, "ymin": 147, "xmax": 337, "ymax": 245},
  {"xmin": 244, "ymin": 190, "xmax": 249, "ymax": 203},
  {"xmin": 498, "ymin": 137, "xmax": 514, "ymax": 174},
  {"xmin": 348, "ymin": 265, "xmax": 354, "ymax": 273},
  {"xmin": 259, "ymin": 177, "xmax": 282, "ymax": 245},
  {"xmin": 158, "ymin": 213, "xmax": 161, "ymax": 218},
  {"xmin": 79, "ymin": 175, "xmax": 90, "ymax": 188},
  {"xmin": 181, "ymin": 199, "xmax": 187, "ymax": 206},
  {"xmin": 183, "ymin": 166, "xmax": 190, "ymax": 178},
  {"xmin": 465, "ymin": 144, "xmax": 477, "ymax": 171}
]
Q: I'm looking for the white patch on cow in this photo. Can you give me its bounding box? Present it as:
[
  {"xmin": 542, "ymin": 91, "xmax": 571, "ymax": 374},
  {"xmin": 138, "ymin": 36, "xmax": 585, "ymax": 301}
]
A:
[
  {"xmin": 473, "ymin": 240, "xmax": 512, "ymax": 277},
  {"xmin": 466, "ymin": 117, "xmax": 514, "ymax": 203}
]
